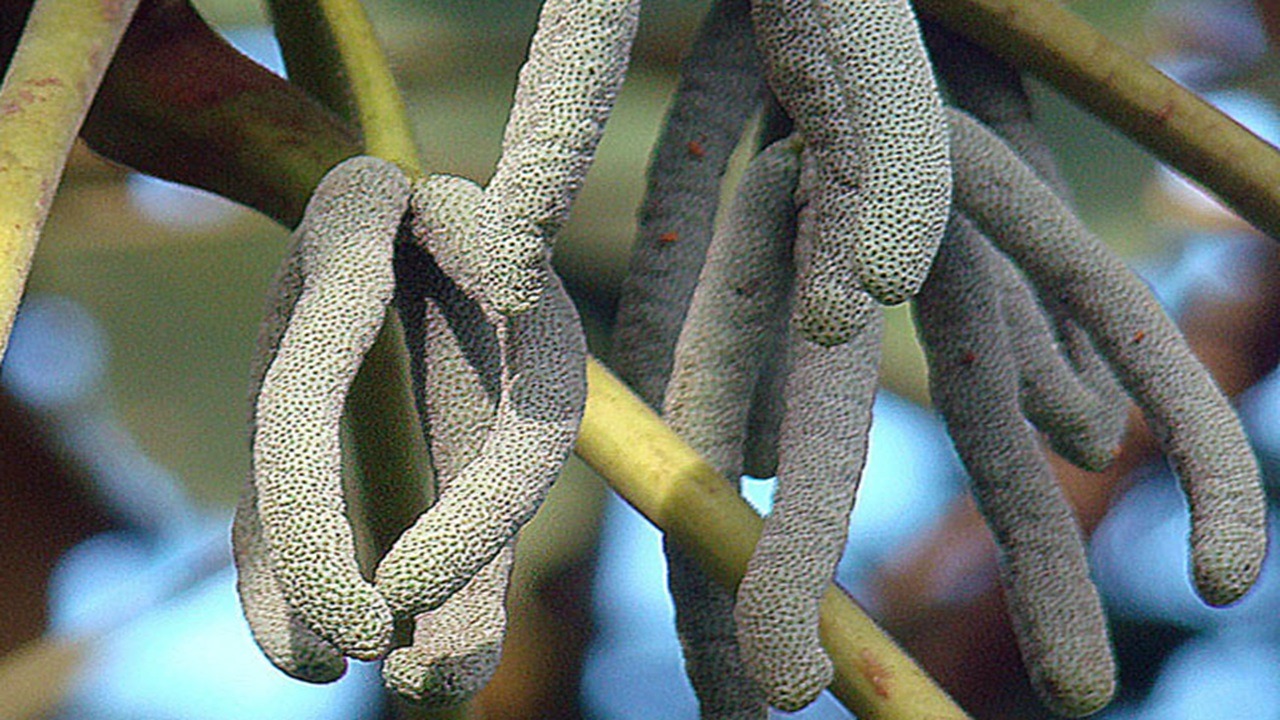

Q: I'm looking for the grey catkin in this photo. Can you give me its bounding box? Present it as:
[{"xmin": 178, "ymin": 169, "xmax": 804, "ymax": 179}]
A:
[
  {"xmin": 949, "ymin": 107, "xmax": 1267, "ymax": 607},
  {"xmin": 238, "ymin": 155, "xmax": 409, "ymax": 662},
  {"xmin": 472, "ymin": 0, "xmax": 640, "ymax": 316},
  {"xmin": 375, "ymin": 256, "xmax": 587, "ymax": 617},
  {"xmin": 661, "ymin": 136, "xmax": 802, "ymax": 719},
  {"xmin": 926, "ymin": 24, "xmax": 1130, "ymax": 460},
  {"xmin": 913, "ymin": 214, "xmax": 1116, "ymax": 717},
  {"xmin": 733, "ymin": 157, "xmax": 882, "ymax": 709},
  {"xmin": 382, "ymin": 174, "xmax": 508, "ymax": 704},
  {"xmin": 752, "ymin": 0, "xmax": 949, "ymax": 345},
  {"xmin": 611, "ymin": 0, "xmax": 766, "ymax": 409},
  {"xmin": 989, "ymin": 244, "xmax": 1125, "ymax": 471}
]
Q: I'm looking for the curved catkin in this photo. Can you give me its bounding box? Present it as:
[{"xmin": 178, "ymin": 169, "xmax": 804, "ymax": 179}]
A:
[
  {"xmin": 249, "ymin": 155, "xmax": 408, "ymax": 660},
  {"xmin": 949, "ymin": 108, "xmax": 1267, "ymax": 607},
  {"xmin": 751, "ymin": 0, "xmax": 863, "ymax": 345},
  {"xmin": 232, "ymin": 483, "xmax": 346, "ymax": 683},
  {"xmin": 812, "ymin": 0, "xmax": 951, "ymax": 305},
  {"xmin": 661, "ymin": 137, "xmax": 801, "ymax": 720},
  {"xmin": 231, "ymin": 218, "xmax": 347, "ymax": 682},
  {"xmin": 987, "ymin": 238, "xmax": 1124, "ymax": 471},
  {"xmin": 731, "ymin": 153, "xmax": 882, "ymax": 710},
  {"xmin": 375, "ymin": 268, "xmax": 587, "ymax": 617},
  {"xmin": 472, "ymin": 0, "xmax": 639, "ymax": 316},
  {"xmin": 386, "ymin": 178, "xmax": 509, "ymax": 703},
  {"xmin": 913, "ymin": 215, "xmax": 1115, "ymax": 717},
  {"xmin": 734, "ymin": 307, "xmax": 881, "ymax": 711},
  {"xmin": 611, "ymin": 0, "xmax": 766, "ymax": 408},
  {"xmin": 925, "ymin": 24, "xmax": 1130, "ymax": 458}
]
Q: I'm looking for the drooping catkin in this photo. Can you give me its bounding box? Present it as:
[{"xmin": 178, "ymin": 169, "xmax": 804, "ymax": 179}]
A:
[
  {"xmin": 750, "ymin": 0, "xmax": 863, "ymax": 346},
  {"xmin": 233, "ymin": 221, "xmax": 346, "ymax": 683},
  {"xmin": 949, "ymin": 108, "xmax": 1268, "ymax": 607},
  {"xmin": 913, "ymin": 214, "xmax": 1116, "ymax": 717},
  {"xmin": 925, "ymin": 23, "xmax": 1130, "ymax": 461},
  {"xmin": 472, "ymin": 0, "xmax": 640, "ymax": 316},
  {"xmin": 611, "ymin": 0, "xmax": 766, "ymax": 408},
  {"xmin": 733, "ymin": 169, "xmax": 883, "ymax": 710},
  {"xmin": 661, "ymin": 136, "xmax": 801, "ymax": 720},
  {"xmin": 375, "ymin": 263, "xmax": 587, "ymax": 617},
  {"xmin": 811, "ymin": 0, "xmax": 950, "ymax": 306},
  {"xmin": 383, "ymin": 175, "xmax": 508, "ymax": 704},
  {"xmin": 242, "ymin": 155, "xmax": 409, "ymax": 661},
  {"xmin": 751, "ymin": 0, "xmax": 949, "ymax": 345},
  {"xmin": 988, "ymin": 241, "xmax": 1124, "ymax": 471}
]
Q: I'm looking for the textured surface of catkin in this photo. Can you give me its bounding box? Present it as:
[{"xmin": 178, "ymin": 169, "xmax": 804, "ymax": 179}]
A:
[
  {"xmin": 375, "ymin": 257, "xmax": 587, "ymax": 617},
  {"xmin": 382, "ymin": 174, "xmax": 508, "ymax": 704},
  {"xmin": 473, "ymin": 0, "xmax": 640, "ymax": 316},
  {"xmin": 235, "ymin": 228, "xmax": 348, "ymax": 683},
  {"xmin": 662, "ymin": 136, "xmax": 801, "ymax": 720},
  {"xmin": 611, "ymin": 0, "xmax": 765, "ymax": 409},
  {"xmin": 925, "ymin": 22, "xmax": 1130, "ymax": 460},
  {"xmin": 812, "ymin": 0, "xmax": 950, "ymax": 305},
  {"xmin": 914, "ymin": 215, "xmax": 1116, "ymax": 717},
  {"xmin": 949, "ymin": 108, "xmax": 1268, "ymax": 607},
  {"xmin": 733, "ymin": 148, "xmax": 882, "ymax": 712},
  {"xmin": 239, "ymin": 155, "xmax": 409, "ymax": 663},
  {"xmin": 988, "ymin": 248, "xmax": 1122, "ymax": 471},
  {"xmin": 752, "ymin": 0, "xmax": 949, "ymax": 346}
]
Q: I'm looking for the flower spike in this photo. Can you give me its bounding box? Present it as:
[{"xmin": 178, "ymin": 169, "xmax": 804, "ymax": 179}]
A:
[
  {"xmin": 949, "ymin": 107, "xmax": 1267, "ymax": 607},
  {"xmin": 235, "ymin": 155, "xmax": 409, "ymax": 663},
  {"xmin": 473, "ymin": 0, "xmax": 640, "ymax": 316}
]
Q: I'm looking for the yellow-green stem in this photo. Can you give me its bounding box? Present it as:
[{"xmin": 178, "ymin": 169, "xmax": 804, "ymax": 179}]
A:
[
  {"xmin": 917, "ymin": 0, "xmax": 1280, "ymax": 240},
  {"xmin": 0, "ymin": 0, "xmax": 140, "ymax": 361},
  {"xmin": 579, "ymin": 360, "xmax": 970, "ymax": 719}
]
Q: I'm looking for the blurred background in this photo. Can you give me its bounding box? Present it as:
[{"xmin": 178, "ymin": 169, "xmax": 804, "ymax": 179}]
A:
[{"xmin": 3, "ymin": 0, "xmax": 1280, "ymax": 718}]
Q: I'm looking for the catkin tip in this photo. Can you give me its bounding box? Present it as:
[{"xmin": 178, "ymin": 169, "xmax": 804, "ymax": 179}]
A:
[{"xmin": 1192, "ymin": 526, "xmax": 1268, "ymax": 607}]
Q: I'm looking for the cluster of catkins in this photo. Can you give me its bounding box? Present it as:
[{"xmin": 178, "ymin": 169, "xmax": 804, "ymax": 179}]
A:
[
  {"xmin": 612, "ymin": 0, "xmax": 1267, "ymax": 717},
  {"xmin": 233, "ymin": 0, "xmax": 638, "ymax": 705},
  {"xmin": 232, "ymin": 0, "xmax": 1269, "ymax": 715}
]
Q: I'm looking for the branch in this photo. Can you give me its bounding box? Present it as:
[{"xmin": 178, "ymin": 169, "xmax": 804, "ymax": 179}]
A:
[
  {"xmin": 0, "ymin": 0, "xmax": 139, "ymax": 361},
  {"xmin": 916, "ymin": 0, "xmax": 1280, "ymax": 240}
]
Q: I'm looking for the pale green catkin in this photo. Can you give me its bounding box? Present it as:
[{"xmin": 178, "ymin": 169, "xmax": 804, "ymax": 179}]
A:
[
  {"xmin": 812, "ymin": 0, "xmax": 950, "ymax": 306},
  {"xmin": 382, "ymin": 175, "xmax": 507, "ymax": 704},
  {"xmin": 662, "ymin": 137, "xmax": 801, "ymax": 720},
  {"xmin": 988, "ymin": 241, "xmax": 1123, "ymax": 471},
  {"xmin": 234, "ymin": 224, "xmax": 347, "ymax": 683},
  {"xmin": 733, "ymin": 149, "xmax": 882, "ymax": 712},
  {"xmin": 925, "ymin": 23, "xmax": 1130, "ymax": 460},
  {"xmin": 472, "ymin": 0, "xmax": 639, "ymax": 316},
  {"xmin": 611, "ymin": 0, "xmax": 766, "ymax": 409},
  {"xmin": 752, "ymin": 0, "xmax": 949, "ymax": 346},
  {"xmin": 751, "ymin": 0, "xmax": 863, "ymax": 346},
  {"xmin": 913, "ymin": 214, "xmax": 1115, "ymax": 718},
  {"xmin": 240, "ymin": 155, "xmax": 409, "ymax": 662},
  {"xmin": 949, "ymin": 108, "xmax": 1268, "ymax": 607},
  {"xmin": 375, "ymin": 260, "xmax": 587, "ymax": 617}
]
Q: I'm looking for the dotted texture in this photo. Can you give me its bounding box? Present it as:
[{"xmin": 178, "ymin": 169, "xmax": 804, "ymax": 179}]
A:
[
  {"xmin": 950, "ymin": 108, "xmax": 1267, "ymax": 608},
  {"xmin": 925, "ymin": 22, "xmax": 1130, "ymax": 466},
  {"xmin": 914, "ymin": 214, "xmax": 1115, "ymax": 717},
  {"xmin": 662, "ymin": 137, "xmax": 801, "ymax": 719},
  {"xmin": 375, "ymin": 249, "xmax": 587, "ymax": 618},
  {"xmin": 473, "ymin": 0, "xmax": 640, "ymax": 315},
  {"xmin": 237, "ymin": 156, "xmax": 409, "ymax": 665},
  {"xmin": 734, "ymin": 158, "xmax": 882, "ymax": 710},
  {"xmin": 612, "ymin": 0, "xmax": 766, "ymax": 409},
  {"xmin": 385, "ymin": 175, "xmax": 508, "ymax": 704}
]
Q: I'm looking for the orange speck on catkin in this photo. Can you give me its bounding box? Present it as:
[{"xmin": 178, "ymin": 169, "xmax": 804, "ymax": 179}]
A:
[
  {"xmin": 659, "ymin": 231, "xmax": 679, "ymax": 244},
  {"xmin": 686, "ymin": 140, "xmax": 706, "ymax": 158}
]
